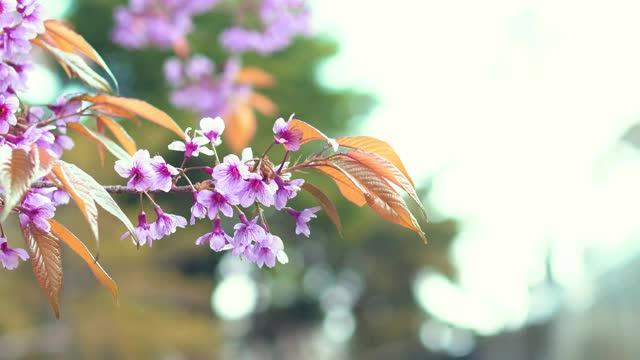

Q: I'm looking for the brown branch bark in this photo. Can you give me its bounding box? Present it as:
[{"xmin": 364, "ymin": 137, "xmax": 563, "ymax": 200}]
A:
[{"xmin": 32, "ymin": 181, "xmax": 195, "ymax": 194}]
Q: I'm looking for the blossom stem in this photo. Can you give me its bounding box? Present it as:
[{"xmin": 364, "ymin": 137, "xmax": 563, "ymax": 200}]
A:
[
  {"xmin": 31, "ymin": 181, "xmax": 196, "ymax": 194},
  {"xmin": 255, "ymin": 203, "xmax": 270, "ymax": 232},
  {"xmin": 276, "ymin": 150, "xmax": 290, "ymax": 174},
  {"xmin": 256, "ymin": 141, "xmax": 276, "ymax": 172}
]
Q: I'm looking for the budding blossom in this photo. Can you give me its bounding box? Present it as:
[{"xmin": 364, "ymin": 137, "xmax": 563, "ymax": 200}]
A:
[
  {"xmin": 151, "ymin": 205, "xmax": 187, "ymax": 244},
  {"xmin": 195, "ymin": 218, "xmax": 231, "ymax": 251},
  {"xmin": 287, "ymin": 207, "xmax": 321, "ymax": 237},
  {"xmin": 121, "ymin": 211, "xmax": 154, "ymax": 247},
  {"xmin": 0, "ymin": 237, "xmax": 29, "ymax": 270}
]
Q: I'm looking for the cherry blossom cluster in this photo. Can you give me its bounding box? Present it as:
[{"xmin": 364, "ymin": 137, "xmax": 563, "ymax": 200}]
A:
[
  {"xmin": 163, "ymin": 56, "xmax": 249, "ymax": 119},
  {"xmin": 220, "ymin": 0, "xmax": 312, "ymax": 55},
  {"xmin": 0, "ymin": 0, "xmax": 44, "ymax": 132},
  {"xmin": 0, "ymin": 1, "xmax": 88, "ymax": 270},
  {"xmin": 111, "ymin": 0, "xmax": 219, "ymax": 49},
  {"xmin": 112, "ymin": 0, "xmax": 312, "ymax": 122},
  {"xmin": 0, "ymin": 94, "xmax": 86, "ymax": 270},
  {"xmin": 115, "ymin": 115, "xmax": 320, "ymax": 268}
]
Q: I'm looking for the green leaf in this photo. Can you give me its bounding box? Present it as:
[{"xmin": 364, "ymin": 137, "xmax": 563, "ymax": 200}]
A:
[{"xmin": 55, "ymin": 161, "xmax": 138, "ymax": 245}]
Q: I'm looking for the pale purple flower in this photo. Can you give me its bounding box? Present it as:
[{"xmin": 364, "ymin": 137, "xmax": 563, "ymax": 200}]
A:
[
  {"xmin": 120, "ymin": 211, "xmax": 154, "ymax": 247},
  {"xmin": 273, "ymin": 114, "xmax": 302, "ymax": 151},
  {"xmin": 167, "ymin": 58, "xmax": 250, "ymax": 119},
  {"xmin": 0, "ymin": 93, "xmax": 18, "ymax": 133},
  {"xmin": 150, "ymin": 155, "xmax": 178, "ymax": 192},
  {"xmin": 18, "ymin": 192, "xmax": 56, "ymax": 232},
  {"xmin": 219, "ymin": 0, "xmax": 311, "ymax": 55},
  {"xmin": 246, "ymin": 233, "xmax": 288, "ymax": 268},
  {"xmin": 1, "ymin": 25, "xmax": 34, "ymax": 58},
  {"xmin": 164, "ymin": 57, "xmax": 183, "ymax": 86},
  {"xmin": 213, "ymin": 154, "xmax": 250, "ymax": 195},
  {"xmin": 49, "ymin": 95, "xmax": 82, "ymax": 133},
  {"xmin": 0, "ymin": 62, "xmax": 18, "ymax": 92},
  {"xmin": 197, "ymin": 188, "xmax": 234, "ymax": 218},
  {"xmin": 151, "ymin": 205, "xmax": 187, "ymax": 244},
  {"xmin": 198, "ymin": 116, "xmax": 224, "ymax": 145},
  {"xmin": 0, "ymin": 236, "xmax": 29, "ymax": 270},
  {"xmin": 195, "ymin": 218, "xmax": 231, "ymax": 251},
  {"xmin": 185, "ymin": 54, "xmax": 213, "ymax": 80},
  {"xmin": 287, "ymin": 206, "xmax": 321, "ymax": 237},
  {"xmin": 168, "ymin": 127, "xmax": 213, "ymax": 158},
  {"xmin": 17, "ymin": 0, "xmax": 44, "ymax": 34},
  {"xmin": 274, "ymin": 176, "xmax": 304, "ymax": 210},
  {"xmin": 238, "ymin": 173, "xmax": 277, "ymax": 207},
  {"xmin": 114, "ymin": 149, "xmax": 154, "ymax": 191},
  {"xmin": 231, "ymin": 214, "xmax": 265, "ymax": 256},
  {"xmin": 189, "ymin": 192, "xmax": 207, "ymax": 225},
  {"xmin": 0, "ymin": 0, "xmax": 15, "ymax": 28}
]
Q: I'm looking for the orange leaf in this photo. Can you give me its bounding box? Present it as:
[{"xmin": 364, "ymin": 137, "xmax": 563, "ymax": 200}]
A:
[
  {"xmin": 312, "ymin": 162, "xmax": 367, "ymax": 207},
  {"xmin": 301, "ymin": 182, "xmax": 343, "ymax": 236},
  {"xmin": 343, "ymin": 150, "xmax": 427, "ymax": 220},
  {"xmin": 332, "ymin": 157, "xmax": 427, "ymax": 243},
  {"xmin": 224, "ymin": 105, "xmax": 256, "ymax": 153},
  {"xmin": 289, "ymin": 119, "xmax": 338, "ymax": 150},
  {"xmin": 49, "ymin": 219, "xmax": 118, "ymax": 303},
  {"xmin": 21, "ymin": 223, "xmax": 63, "ymax": 319},
  {"xmin": 95, "ymin": 116, "xmax": 106, "ymax": 165},
  {"xmin": 97, "ymin": 116, "xmax": 137, "ymax": 155},
  {"xmin": 337, "ymin": 136, "xmax": 415, "ymax": 187},
  {"xmin": 80, "ymin": 95, "xmax": 184, "ymax": 139},
  {"xmin": 42, "ymin": 20, "xmax": 118, "ymax": 92},
  {"xmin": 236, "ymin": 67, "xmax": 275, "ymax": 87},
  {"xmin": 51, "ymin": 162, "xmax": 100, "ymax": 243},
  {"xmin": 249, "ymin": 92, "xmax": 277, "ymax": 117},
  {"xmin": 0, "ymin": 146, "xmax": 36, "ymax": 220}
]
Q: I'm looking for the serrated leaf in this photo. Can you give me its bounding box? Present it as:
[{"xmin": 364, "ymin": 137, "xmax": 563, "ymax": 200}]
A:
[
  {"xmin": 311, "ymin": 161, "xmax": 367, "ymax": 206},
  {"xmin": 337, "ymin": 136, "xmax": 415, "ymax": 187},
  {"xmin": 78, "ymin": 95, "xmax": 184, "ymax": 139},
  {"xmin": 236, "ymin": 67, "xmax": 275, "ymax": 87},
  {"xmin": 21, "ymin": 223, "xmax": 63, "ymax": 319},
  {"xmin": 51, "ymin": 162, "xmax": 99, "ymax": 243},
  {"xmin": 332, "ymin": 157, "xmax": 427, "ymax": 243},
  {"xmin": 67, "ymin": 122, "xmax": 132, "ymax": 161},
  {"xmin": 249, "ymin": 92, "xmax": 277, "ymax": 117},
  {"xmin": 224, "ymin": 105, "xmax": 256, "ymax": 153},
  {"xmin": 0, "ymin": 147, "xmax": 37, "ymax": 221},
  {"xmin": 31, "ymin": 146, "xmax": 56, "ymax": 181},
  {"xmin": 35, "ymin": 40, "xmax": 113, "ymax": 93},
  {"xmin": 289, "ymin": 119, "xmax": 338, "ymax": 151},
  {"xmin": 343, "ymin": 150, "xmax": 427, "ymax": 220},
  {"xmin": 97, "ymin": 116, "xmax": 137, "ymax": 155},
  {"xmin": 55, "ymin": 161, "xmax": 138, "ymax": 245},
  {"xmin": 301, "ymin": 182, "xmax": 343, "ymax": 237},
  {"xmin": 40, "ymin": 20, "xmax": 119, "ymax": 93},
  {"xmin": 49, "ymin": 219, "xmax": 118, "ymax": 303}
]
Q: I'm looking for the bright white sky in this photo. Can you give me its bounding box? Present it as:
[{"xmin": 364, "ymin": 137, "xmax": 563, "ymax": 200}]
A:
[{"xmin": 312, "ymin": 0, "xmax": 640, "ymax": 334}]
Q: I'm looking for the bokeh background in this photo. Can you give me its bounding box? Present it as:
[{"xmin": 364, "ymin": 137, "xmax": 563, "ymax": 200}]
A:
[{"xmin": 2, "ymin": 0, "xmax": 640, "ymax": 359}]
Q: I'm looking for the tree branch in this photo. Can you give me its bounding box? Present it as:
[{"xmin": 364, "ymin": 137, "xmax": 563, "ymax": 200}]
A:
[{"xmin": 32, "ymin": 181, "xmax": 196, "ymax": 194}]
